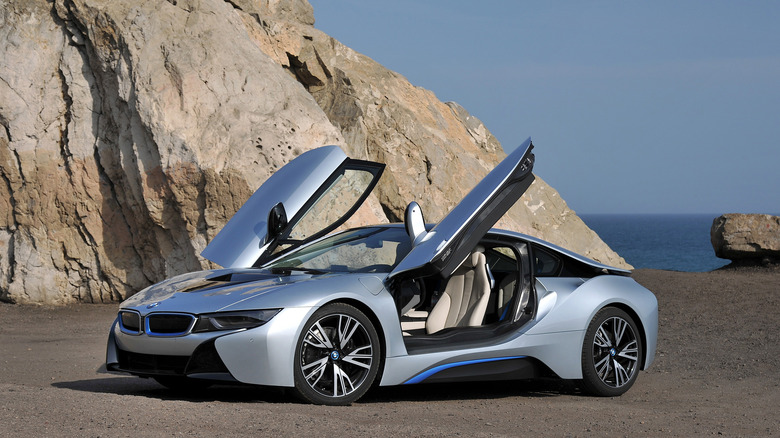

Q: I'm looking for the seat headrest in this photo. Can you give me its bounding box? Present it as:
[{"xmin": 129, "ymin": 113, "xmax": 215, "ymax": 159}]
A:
[{"xmin": 460, "ymin": 250, "xmax": 484, "ymax": 269}]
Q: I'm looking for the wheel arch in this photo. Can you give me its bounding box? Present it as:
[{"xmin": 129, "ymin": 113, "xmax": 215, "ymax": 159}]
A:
[
  {"xmin": 321, "ymin": 297, "xmax": 387, "ymax": 379},
  {"xmin": 599, "ymin": 302, "xmax": 649, "ymax": 371}
]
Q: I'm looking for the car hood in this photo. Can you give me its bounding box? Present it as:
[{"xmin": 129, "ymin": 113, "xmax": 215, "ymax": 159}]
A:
[{"xmin": 119, "ymin": 269, "xmax": 386, "ymax": 315}]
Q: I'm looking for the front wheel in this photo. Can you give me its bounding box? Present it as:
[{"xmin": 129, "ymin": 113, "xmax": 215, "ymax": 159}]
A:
[
  {"xmin": 580, "ymin": 307, "xmax": 643, "ymax": 397},
  {"xmin": 292, "ymin": 303, "xmax": 381, "ymax": 405}
]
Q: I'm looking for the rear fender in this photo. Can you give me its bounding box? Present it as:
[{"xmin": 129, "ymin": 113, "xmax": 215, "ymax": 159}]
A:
[{"xmin": 527, "ymin": 275, "xmax": 658, "ymax": 370}]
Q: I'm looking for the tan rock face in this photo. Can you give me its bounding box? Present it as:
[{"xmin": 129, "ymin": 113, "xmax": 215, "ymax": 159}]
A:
[
  {"xmin": 0, "ymin": 0, "xmax": 628, "ymax": 304},
  {"xmin": 240, "ymin": 14, "xmax": 630, "ymax": 267},
  {"xmin": 711, "ymin": 214, "xmax": 780, "ymax": 262}
]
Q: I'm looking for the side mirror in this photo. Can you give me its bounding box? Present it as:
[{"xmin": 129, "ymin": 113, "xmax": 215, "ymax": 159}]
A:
[
  {"xmin": 405, "ymin": 201, "xmax": 427, "ymax": 246},
  {"xmin": 268, "ymin": 202, "xmax": 288, "ymax": 239}
]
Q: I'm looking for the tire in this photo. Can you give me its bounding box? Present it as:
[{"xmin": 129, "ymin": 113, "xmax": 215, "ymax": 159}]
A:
[
  {"xmin": 580, "ymin": 307, "xmax": 643, "ymax": 397},
  {"xmin": 153, "ymin": 376, "xmax": 212, "ymax": 392},
  {"xmin": 292, "ymin": 303, "xmax": 381, "ymax": 405}
]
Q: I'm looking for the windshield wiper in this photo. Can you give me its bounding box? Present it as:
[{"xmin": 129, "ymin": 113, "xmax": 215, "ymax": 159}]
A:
[{"xmin": 269, "ymin": 267, "xmax": 329, "ymax": 275}]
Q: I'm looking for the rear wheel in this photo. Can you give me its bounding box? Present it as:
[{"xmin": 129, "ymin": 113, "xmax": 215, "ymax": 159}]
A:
[
  {"xmin": 293, "ymin": 303, "xmax": 381, "ymax": 405},
  {"xmin": 580, "ymin": 307, "xmax": 643, "ymax": 396}
]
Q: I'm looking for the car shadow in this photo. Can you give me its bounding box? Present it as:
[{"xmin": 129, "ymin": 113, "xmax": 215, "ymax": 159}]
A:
[
  {"xmin": 361, "ymin": 379, "xmax": 579, "ymax": 403},
  {"xmin": 53, "ymin": 377, "xmax": 579, "ymax": 404},
  {"xmin": 52, "ymin": 377, "xmax": 290, "ymax": 403}
]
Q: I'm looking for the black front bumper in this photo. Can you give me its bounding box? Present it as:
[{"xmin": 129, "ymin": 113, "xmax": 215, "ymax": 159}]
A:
[{"xmin": 107, "ymin": 333, "xmax": 235, "ymax": 381}]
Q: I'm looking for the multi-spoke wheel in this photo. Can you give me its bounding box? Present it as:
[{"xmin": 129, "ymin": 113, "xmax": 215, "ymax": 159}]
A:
[
  {"xmin": 293, "ymin": 303, "xmax": 381, "ymax": 405},
  {"xmin": 580, "ymin": 307, "xmax": 643, "ymax": 397}
]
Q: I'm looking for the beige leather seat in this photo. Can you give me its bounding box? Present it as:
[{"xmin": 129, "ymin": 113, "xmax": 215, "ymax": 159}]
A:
[
  {"xmin": 426, "ymin": 251, "xmax": 491, "ymax": 334},
  {"xmin": 496, "ymin": 273, "xmax": 517, "ymax": 320}
]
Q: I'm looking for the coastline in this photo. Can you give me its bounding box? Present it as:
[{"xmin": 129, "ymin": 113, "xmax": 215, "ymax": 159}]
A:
[{"xmin": 581, "ymin": 213, "xmax": 731, "ymax": 272}]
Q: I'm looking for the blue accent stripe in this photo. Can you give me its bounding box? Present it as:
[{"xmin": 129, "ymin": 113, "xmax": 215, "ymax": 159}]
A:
[
  {"xmin": 499, "ymin": 304, "xmax": 510, "ymax": 321},
  {"xmin": 403, "ymin": 356, "xmax": 526, "ymax": 384}
]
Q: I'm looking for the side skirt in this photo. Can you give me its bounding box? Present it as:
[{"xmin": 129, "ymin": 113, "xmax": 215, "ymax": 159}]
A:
[{"xmin": 404, "ymin": 356, "xmax": 547, "ymax": 385}]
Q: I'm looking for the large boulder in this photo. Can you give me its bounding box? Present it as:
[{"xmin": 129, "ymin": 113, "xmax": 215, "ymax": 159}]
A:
[
  {"xmin": 0, "ymin": 0, "xmax": 629, "ymax": 304},
  {"xmin": 711, "ymin": 214, "xmax": 780, "ymax": 264},
  {"xmin": 0, "ymin": 0, "xmax": 348, "ymax": 304},
  {"xmin": 245, "ymin": 21, "xmax": 616, "ymax": 262}
]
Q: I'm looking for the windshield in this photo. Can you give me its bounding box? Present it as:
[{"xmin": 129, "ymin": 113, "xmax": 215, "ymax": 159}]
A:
[{"xmin": 263, "ymin": 227, "xmax": 412, "ymax": 274}]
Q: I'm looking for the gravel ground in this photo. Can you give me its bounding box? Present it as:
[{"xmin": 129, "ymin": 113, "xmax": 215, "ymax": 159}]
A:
[{"xmin": 1, "ymin": 268, "xmax": 778, "ymax": 437}]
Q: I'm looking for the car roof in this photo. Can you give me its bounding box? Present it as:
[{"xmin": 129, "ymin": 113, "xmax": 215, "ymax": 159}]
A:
[{"xmin": 486, "ymin": 228, "xmax": 631, "ymax": 274}]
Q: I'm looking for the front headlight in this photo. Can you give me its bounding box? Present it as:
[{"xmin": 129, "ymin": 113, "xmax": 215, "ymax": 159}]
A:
[{"xmin": 191, "ymin": 309, "xmax": 281, "ymax": 333}]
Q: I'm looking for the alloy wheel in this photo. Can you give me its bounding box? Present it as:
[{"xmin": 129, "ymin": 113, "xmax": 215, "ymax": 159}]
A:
[
  {"xmin": 580, "ymin": 307, "xmax": 643, "ymax": 396},
  {"xmin": 591, "ymin": 315, "xmax": 639, "ymax": 388},
  {"xmin": 298, "ymin": 310, "xmax": 375, "ymax": 400}
]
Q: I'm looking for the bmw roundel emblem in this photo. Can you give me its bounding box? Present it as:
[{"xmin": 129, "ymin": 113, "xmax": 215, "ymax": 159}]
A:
[
  {"xmin": 330, "ymin": 350, "xmax": 340, "ymax": 360},
  {"xmin": 609, "ymin": 347, "xmax": 617, "ymax": 357},
  {"xmin": 147, "ymin": 302, "xmax": 160, "ymax": 309}
]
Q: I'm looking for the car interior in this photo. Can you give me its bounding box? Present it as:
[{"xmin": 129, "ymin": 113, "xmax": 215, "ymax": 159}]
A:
[
  {"xmin": 396, "ymin": 240, "xmax": 533, "ymax": 337},
  {"xmin": 393, "ymin": 203, "xmax": 535, "ymax": 344}
]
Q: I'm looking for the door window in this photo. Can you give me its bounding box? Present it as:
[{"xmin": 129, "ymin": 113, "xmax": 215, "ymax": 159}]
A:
[
  {"xmin": 288, "ymin": 169, "xmax": 376, "ymax": 241},
  {"xmin": 266, "ymin": 160, "xmax": 384, "ymax": 261},
  {"xmin": 532, "ymin": 246, "xmax": 562, "ymax": 277}
]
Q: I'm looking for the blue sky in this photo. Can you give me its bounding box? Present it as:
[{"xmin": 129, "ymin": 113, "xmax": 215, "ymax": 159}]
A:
[{"xmin": 309, "ymin": 1, "xmax": 779, "ymax": 215}]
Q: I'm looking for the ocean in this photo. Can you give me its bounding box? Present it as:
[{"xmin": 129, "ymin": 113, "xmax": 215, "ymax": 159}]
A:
[{"xmin": 579, "ymin": 214, "xmax": 729, "ymax": 272}]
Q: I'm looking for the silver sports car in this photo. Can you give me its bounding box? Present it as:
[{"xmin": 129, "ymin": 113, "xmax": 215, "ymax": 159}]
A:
[{"xmin": 106, "ymin": 139, "xmax": 658, "ymax": 405}]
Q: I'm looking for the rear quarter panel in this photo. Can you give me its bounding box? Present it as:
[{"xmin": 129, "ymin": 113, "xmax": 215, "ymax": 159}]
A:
[{"xmin": 528, "ymin": 275, "xmax": 658, "ymax": 371}]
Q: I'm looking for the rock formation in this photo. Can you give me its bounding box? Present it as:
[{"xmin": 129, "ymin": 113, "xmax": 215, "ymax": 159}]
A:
[
  {"xmin": 0, "ymin": 0, "xmax": 629, "ymax": 304},
  {"xmin": 711, "ymin": 214, "xmax": 780, "ymax": 265}
]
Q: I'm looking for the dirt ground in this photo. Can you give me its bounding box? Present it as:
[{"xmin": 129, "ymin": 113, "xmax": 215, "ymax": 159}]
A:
[{"xmin": 1, "ymin": 268, "xmax": 778, "ymax": 437}]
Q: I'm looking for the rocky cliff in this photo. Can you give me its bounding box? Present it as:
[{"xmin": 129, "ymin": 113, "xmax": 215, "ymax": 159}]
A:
[{"xmin": 0, "ymin": 0, "xmax": 629, "ymax": 304}]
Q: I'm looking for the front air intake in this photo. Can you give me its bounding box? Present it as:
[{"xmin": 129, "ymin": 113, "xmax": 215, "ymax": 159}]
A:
[{"xmin": 145, "ymin": 313, "xmax": 196, "ymax": 337}]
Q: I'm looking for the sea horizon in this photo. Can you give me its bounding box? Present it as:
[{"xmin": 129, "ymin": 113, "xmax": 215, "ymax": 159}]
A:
[{"xmin": 577, "ymin": 213, "xmax": 766, "ymax": 272}]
